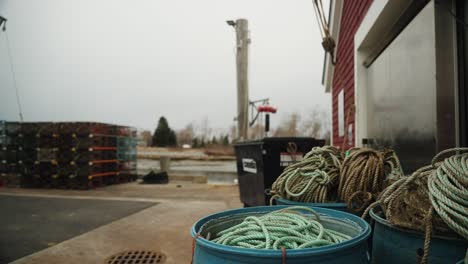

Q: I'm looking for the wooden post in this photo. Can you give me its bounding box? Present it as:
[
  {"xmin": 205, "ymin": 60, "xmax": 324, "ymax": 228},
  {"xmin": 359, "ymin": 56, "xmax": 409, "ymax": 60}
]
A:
[{"xmin": 234, "ymin": 19, "xmax": 250, "ymax": 140}]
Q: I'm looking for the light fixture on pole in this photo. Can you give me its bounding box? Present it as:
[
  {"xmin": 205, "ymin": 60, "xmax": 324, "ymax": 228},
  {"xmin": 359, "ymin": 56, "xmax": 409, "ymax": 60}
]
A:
[
  {"xmin": 0, "ymin": 16, "xmax": 7, "ymax": 31},
  {"xmin": 226, "ymin": 20, "xmax": 236, "ymax": 27}
]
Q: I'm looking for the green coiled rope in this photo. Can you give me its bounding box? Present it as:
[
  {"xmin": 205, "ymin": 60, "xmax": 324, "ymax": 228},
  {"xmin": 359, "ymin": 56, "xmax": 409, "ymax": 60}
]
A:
[
  {"xmin": 210, "ymin": 206, "xmax": 351, "ymax": 250},
  {"xmin": 428, "ymin": 148, "xmax": 468, "ymax": 240},
  {"xmin": 271, "ymin": 146, "xmax": 343, "ymax": 203}
]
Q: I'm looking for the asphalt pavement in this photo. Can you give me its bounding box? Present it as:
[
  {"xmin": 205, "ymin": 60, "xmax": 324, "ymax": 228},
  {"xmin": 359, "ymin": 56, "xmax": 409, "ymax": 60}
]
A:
[{"xmin": 0, "ymin": 195, "xmax": 156, "ymax": 263}]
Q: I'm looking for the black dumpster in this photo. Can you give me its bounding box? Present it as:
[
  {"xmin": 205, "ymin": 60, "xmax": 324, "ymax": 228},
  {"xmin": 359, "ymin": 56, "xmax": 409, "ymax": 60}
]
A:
[{"xmin": 234, "ymin": 137, "xmax": 325, "ymax": 207}]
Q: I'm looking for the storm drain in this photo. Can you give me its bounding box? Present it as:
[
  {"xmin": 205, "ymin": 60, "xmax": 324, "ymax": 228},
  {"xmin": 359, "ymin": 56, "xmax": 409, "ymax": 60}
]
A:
[{"xmin": 105, "ymin": 250, "xmax": 166, "ymax": 264}]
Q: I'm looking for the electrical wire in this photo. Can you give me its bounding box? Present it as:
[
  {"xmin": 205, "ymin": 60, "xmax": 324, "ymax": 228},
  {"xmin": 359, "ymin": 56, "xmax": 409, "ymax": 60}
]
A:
[{"xmin": 4, "ymin": 28, "xmax": 24, "ymax": 122}]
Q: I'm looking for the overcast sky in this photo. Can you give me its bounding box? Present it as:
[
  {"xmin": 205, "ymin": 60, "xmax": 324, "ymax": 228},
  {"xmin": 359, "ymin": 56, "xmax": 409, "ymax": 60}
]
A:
[{"xmin": 0, "ymin": 0, "xmax": 330, "ymax": 133}]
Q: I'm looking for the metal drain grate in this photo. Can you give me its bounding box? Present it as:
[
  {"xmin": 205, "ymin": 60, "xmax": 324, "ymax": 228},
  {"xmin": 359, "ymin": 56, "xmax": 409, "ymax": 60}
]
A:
[{"xmin": 106, "ymin": 250, "xmax": 166, "ymax": 264}]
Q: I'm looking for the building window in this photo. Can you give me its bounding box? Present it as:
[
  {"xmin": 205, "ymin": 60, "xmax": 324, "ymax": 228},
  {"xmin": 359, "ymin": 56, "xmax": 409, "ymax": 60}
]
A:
[
  {"xmin": 348, "ymin": 124, "xmax": 353, "ymax": 146},
  {"xmin": 338, "ymin": 89, "xmax": 344, "ymax": 136}
]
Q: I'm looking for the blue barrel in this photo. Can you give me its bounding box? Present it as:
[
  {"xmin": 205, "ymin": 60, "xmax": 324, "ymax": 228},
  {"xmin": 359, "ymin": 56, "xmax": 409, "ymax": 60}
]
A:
[
  {"xmin": 191, "ymin": 206, "xmax": 371, "ymax": 264},
  {"xmin": 370, "ymin": 207, "xmax": 468, "ymax": 263},
  {"xmin": 274, "ymin": 198, "xmax": 349, "ymax": 212}
]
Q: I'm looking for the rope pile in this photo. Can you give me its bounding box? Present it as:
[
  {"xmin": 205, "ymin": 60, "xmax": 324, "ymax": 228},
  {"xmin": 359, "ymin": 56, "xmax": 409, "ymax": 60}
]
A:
[
  {"xmin": 339, "ymin": 148, "xmax": 403, "ymax": 212},
  {"xmin": 363, "ymin": 148, "xmax": 468, "ymax": 264},
  {"xmin": 210, "ymin": 206, "xmax": 351, "ymax": 250},
  {"xmin": 428, "ymin": 150, "xmax": 468, "ymax": 240},
  {"xmin": 270, "ymin": 146, "xmax": 343, "ymax": 203}
]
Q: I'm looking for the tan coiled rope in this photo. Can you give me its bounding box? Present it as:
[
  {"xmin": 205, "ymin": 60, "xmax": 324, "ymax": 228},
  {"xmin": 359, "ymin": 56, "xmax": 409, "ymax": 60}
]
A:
[{"xmin": 339, "ymin": 148, "xmax": 403, "ymax": 212}]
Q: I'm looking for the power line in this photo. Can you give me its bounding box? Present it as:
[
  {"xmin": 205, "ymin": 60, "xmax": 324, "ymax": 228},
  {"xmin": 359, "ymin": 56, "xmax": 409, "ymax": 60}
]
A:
[{"xmin": 3, "ymin": 24, "xmax": 24, "ymax": 122}]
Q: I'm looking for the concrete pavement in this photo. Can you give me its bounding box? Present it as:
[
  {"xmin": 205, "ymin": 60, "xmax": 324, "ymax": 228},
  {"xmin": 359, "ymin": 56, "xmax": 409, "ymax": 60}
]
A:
[{"xmin": 0, "ymin": 182, "xmax": 242, "ymax": 264}]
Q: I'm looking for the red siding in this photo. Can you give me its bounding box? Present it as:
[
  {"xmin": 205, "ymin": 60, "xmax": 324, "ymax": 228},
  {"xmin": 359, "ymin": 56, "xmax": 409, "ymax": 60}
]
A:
[{"xmin": 331, "ymin": 0, "xmax": 373, "ymax": 149}]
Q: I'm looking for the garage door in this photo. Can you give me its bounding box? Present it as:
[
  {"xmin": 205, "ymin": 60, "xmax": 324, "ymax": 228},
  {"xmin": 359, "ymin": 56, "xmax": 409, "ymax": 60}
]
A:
[{"xmin": 365, "ymin": 2, "xmax": 436, "ymax": 172}]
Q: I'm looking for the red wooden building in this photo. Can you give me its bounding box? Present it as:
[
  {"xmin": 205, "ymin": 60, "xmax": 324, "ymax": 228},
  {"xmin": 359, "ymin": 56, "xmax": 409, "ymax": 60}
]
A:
[
  {"xmin": 324, "ymin": 1, "xmax": 374, "ymax": 149},
  {"xmin": 323, "ymin": 0, "xmax": 467, "ymax": 171}
]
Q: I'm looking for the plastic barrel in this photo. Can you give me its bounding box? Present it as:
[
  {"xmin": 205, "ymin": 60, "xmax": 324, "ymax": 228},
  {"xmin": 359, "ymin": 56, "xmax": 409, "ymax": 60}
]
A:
[
  {"xmin": 370, "ymin": 207, "xmax": 468, "ymax": 264},
  {"xmin": 191, "ymin": 205, "xmax": 371, "ymax": 264},
  {"xmin": 274, "ymin": 197, "xmax": 349, "ymax": 212}
]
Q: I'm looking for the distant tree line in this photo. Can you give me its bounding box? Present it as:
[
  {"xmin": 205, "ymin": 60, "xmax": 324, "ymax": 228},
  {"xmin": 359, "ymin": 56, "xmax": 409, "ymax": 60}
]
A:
[
  {"xmin": 191, "ymin": 135, "xmax": 230, "ymax": 148},
  {"xmin": 148, "ymin": 116, "xmax": 231, "ymax": 148},
  {"xmin": 143, "ymin": 111, "xmax": 330, "ymax": 148},
  {"xmin": 272, "ymin": 110, "xmax": 330, "ymax": 140}
]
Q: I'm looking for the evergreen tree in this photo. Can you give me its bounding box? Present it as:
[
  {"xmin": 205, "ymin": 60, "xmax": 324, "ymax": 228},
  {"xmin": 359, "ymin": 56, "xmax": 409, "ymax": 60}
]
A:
[
  {"xmin": 222, "ymin": 135, "xmax": 229, "ymax": 146},
  {"xmin": 211, "ymin": 136, "xmax": 218, "ymax": 145},
  {"xmin": 192, "ymin": 137, "xmax": 200, "ymax": 148},
  {"xmin": 152, "ymin": 116, "xmax": 176, "ymax": 147},
  {"xmin": 200, "ymin": 137, "xmax": 206, "ymax": 147},
  {"xmin": 168, "ymin": 130, "xmax": 177, "ymax": 146}
]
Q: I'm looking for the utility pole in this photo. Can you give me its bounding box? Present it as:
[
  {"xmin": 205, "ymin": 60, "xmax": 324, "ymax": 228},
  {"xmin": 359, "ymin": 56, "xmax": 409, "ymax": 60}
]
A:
[{"xmin": 227, "ymin": 19, "xmax": 250, "ymax": 140}]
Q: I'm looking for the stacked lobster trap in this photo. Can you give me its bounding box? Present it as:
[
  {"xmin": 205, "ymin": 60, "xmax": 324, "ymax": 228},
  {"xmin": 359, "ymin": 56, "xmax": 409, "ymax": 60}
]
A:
[
  {"xmin": 115, "ymin": 125, "xmax": 138, "ymax": 179},
  {"xmin": 0, "ymin": 121, "xmax": 25, "ymax": 187},
  {"xmin": 0, "ymin": 121, "xmax": 138, "ymax": 189}
]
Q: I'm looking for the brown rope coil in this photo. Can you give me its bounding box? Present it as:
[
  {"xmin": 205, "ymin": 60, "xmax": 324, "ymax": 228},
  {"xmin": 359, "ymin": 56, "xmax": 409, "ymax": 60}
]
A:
[
  {"xmin": 362, "ymin": 165, "xmax": 451, "ymax": 264},
  {"xmin": 339, "ymin": 148, "xmax": 403, "ymax": 212}
]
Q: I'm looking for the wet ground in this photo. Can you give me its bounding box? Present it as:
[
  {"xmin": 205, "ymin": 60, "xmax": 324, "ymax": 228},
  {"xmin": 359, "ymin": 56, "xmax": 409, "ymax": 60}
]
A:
[{"xmin": 0, "ymin": 182, "xmax": 242, "ymax": 264}]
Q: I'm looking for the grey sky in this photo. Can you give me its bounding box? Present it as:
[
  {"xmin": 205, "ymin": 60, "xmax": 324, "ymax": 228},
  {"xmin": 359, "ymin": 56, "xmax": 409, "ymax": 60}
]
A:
[{"xmin": 0, "ymin": 0, "xmax": 330, "ymax": 133}]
